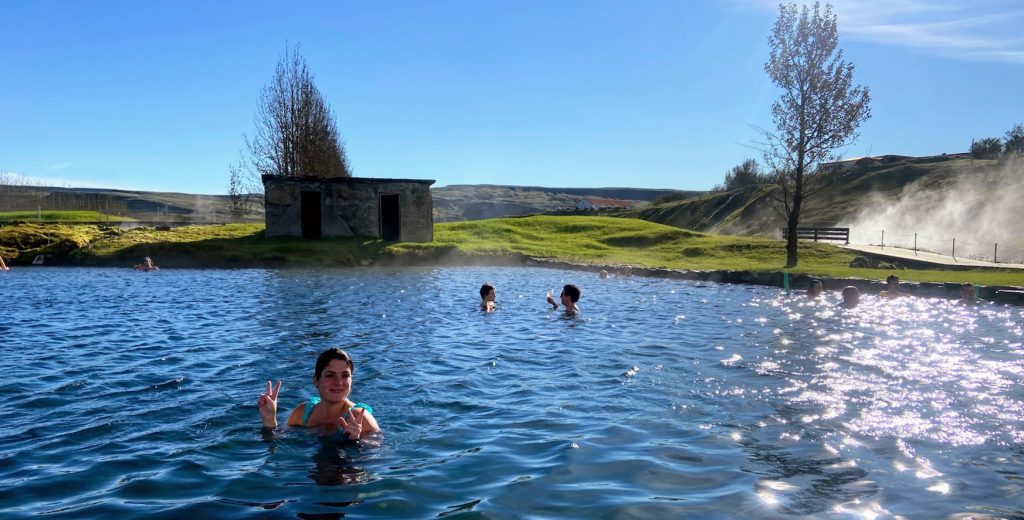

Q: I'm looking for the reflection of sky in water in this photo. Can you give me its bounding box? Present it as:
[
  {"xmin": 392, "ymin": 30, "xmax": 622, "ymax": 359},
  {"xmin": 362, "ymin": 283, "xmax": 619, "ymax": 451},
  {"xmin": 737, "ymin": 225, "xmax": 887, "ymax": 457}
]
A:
[{"xmin": 0, "ymin": 267, "xmax": 1021, "ymax": 518}]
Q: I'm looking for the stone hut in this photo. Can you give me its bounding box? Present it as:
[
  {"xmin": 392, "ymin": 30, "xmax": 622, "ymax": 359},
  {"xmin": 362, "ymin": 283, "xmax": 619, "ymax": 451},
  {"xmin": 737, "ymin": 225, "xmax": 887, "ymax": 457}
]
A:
[{"xmin": 262, "ymin": 175, "xmax": 435, "ymax": 242}]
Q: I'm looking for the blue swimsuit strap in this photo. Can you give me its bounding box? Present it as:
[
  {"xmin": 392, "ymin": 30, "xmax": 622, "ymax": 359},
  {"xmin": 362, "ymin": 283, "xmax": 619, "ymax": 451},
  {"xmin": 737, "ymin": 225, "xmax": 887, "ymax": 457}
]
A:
[
  {"xmin": 302, "ymin": 397, "xmax": 373, "ymax": 426},
  {"xmin": 301, "ymin": 396, "xmax": 321, "ymax": 426}
]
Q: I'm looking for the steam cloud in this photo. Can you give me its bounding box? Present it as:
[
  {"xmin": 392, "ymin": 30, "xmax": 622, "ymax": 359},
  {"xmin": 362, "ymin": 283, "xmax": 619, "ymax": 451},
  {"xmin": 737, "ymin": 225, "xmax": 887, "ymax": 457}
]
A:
[{"xmin": 841, "ymin": 158, "xmax": 1024, "ymax": 263}]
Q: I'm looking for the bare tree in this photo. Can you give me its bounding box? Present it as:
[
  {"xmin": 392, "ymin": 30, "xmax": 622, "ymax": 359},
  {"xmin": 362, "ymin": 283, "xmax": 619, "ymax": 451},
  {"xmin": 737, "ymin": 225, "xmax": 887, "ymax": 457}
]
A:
[
  {"xmin": 760, "ymin": 2, "xmax": 870, "ymax": 267},
  {"xmin": 244, "ymin": 45, "xmax": 351, "ymax": 182},
  {"xmin": 227, "ymin": 151, "xmax": 264, "ymax": 221}
]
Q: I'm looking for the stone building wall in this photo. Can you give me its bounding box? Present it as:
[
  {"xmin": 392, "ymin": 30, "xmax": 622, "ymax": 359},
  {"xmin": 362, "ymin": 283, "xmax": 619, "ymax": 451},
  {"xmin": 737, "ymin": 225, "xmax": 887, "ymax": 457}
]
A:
[{"xmin": 262, "ymin": 175, "xmax": 435, "ymax": 242}]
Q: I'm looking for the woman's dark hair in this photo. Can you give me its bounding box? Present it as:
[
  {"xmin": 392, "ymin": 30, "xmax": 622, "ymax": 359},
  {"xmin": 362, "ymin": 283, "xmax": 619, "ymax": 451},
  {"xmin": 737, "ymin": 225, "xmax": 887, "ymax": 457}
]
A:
[
  {"xmin": 563, "ymin": 284, "xmax": 581, "ymax": 303},
  {"xmin": 315, "ymin": 348, "xmax": 354, "ymax": 380},
  {"xmin": 480, "ymin": 283, "xmax": 494, "ymax": 298},
  {"xmin": 886, "ymin": 274, "xmax": 899, "ymax": 284}
]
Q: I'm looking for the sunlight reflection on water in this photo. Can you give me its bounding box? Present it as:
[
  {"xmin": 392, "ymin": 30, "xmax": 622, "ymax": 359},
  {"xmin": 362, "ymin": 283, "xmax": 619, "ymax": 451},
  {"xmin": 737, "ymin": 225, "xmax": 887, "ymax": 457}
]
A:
[{"xmin": 0, "ymin": 267, "xmax": 1021, "ymax": 518}]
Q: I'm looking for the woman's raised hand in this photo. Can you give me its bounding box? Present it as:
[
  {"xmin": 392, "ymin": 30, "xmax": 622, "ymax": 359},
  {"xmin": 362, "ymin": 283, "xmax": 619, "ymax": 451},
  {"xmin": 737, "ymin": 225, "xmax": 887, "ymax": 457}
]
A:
[
  {"xmin": 340, "ymin": 407, "xmax": 365, "ymax": 440},
  {"xmin": 258, "ymin": 380, "xmax": 282, "ymax": 427}
]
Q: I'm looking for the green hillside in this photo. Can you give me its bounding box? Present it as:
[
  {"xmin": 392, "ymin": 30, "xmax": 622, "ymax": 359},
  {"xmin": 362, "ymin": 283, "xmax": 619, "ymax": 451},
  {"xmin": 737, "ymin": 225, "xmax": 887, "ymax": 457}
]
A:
[{"xmin": 634, "ymin": 155, "xmax": 993, "ymax": 236}]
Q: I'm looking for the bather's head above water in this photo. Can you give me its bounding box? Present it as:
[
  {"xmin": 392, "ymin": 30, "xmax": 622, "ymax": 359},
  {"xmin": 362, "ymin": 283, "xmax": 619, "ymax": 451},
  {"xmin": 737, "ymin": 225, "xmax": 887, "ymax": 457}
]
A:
[
  {"xmin": 841, "ymin": 286, "xmax": 860, "ymax": 309},
  {"xmin": 313, "ymin": 348, "xmax": 356, "ymax": 404},
  {"xmin": 807, "ymin": 279, "xmax": 823, "ymax": 298}
]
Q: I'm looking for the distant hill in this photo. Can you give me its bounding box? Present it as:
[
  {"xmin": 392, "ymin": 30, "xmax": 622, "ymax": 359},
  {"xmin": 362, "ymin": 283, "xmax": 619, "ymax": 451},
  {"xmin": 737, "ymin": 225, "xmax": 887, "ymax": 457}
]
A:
[
  {"xmin": 631, "ymin": 155, "xmax": 1007, "ymax": 238},
  {"xmin": 0, "ymin": 185, "xmax": 255, "ymax": 222},
  {"xmin": 0, "ymin": 182, "xmax": 689, "ymax": 223},
  {"xmin": 3, "ymin": 157, "xmax": 1001, "ymax": 239},
  {"xmin": 432, "ymin": 184, "xmax": 687, "ymax": 221}
]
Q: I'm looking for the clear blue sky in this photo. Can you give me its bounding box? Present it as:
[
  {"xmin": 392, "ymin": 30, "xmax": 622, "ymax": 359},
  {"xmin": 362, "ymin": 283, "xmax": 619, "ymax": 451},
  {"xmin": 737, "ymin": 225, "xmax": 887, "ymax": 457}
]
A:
[{"xmin": 2, "ymin": 0, "xmax": 1022, "ymax": 194}]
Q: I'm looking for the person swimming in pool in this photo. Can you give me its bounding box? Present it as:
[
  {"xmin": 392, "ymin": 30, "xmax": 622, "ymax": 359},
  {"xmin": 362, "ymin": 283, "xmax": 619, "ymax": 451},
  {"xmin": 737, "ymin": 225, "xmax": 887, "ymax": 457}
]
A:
[
  {"xmin": 879, "ymin": 274, "xmax": 906, "ymax": 298},
  {"xmin": 479, "ymin": 283, "xmax": 496, "ymax": 313},
  {"xmin": 959, "ymin": 283, "xmax": 978, "ymax": 305},
  {"xmin": 134, "ymin": 257, "xmax": 159, "ymax": 271},
  {"xmin": 547, "ymin": 284, "xmax": 581, "ymax": 316},
  {"xmin": 258, "ymin": 348, "xmax": 380, "ymax": 440},
  {"xmin": 841, "ymin": 286, "xmax": 860, "ymax": 309},
  {"xmin": 807, "ymin": 279, "xmax": 823, "ymax": 298}
]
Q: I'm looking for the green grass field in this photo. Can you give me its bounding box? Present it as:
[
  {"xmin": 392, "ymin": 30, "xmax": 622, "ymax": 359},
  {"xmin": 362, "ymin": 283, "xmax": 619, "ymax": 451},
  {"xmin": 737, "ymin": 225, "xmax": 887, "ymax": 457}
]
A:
[
  {"xmin": 1, "ymin": 215, "xmax": 1022, "ymax": 287},
  {"xmin": 0, "ymin": 210, "xmax": 135, "ymax": 222}
]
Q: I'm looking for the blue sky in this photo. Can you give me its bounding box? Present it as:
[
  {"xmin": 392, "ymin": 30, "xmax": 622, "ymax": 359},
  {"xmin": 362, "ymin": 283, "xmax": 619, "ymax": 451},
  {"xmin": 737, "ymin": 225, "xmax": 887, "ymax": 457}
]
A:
[{"xmin": 2, "ymin": 0, "xmax": 1022, "ymax": 194}]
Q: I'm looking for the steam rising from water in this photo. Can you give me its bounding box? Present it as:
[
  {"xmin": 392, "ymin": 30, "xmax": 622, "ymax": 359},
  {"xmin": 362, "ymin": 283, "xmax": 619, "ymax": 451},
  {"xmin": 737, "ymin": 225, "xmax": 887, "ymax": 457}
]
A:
[
  {"xmin": 842, "ymin": 158, "xmax": 1024, "ymax": 262},
  {"xmin": 190, "ymin": 195, "xmax": 217, "ymax": 222}
]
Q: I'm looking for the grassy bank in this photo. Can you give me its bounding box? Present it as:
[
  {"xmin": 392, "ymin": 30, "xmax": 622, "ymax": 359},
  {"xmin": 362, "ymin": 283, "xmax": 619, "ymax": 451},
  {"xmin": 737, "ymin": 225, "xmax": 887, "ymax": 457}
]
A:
[
  {"xmin": 1, "ymin": 215, "xmax": 1022, "ymax": 287},
  {"xmin": 0, "ymin": 210, "xmax": 134, "ymax": 222}
]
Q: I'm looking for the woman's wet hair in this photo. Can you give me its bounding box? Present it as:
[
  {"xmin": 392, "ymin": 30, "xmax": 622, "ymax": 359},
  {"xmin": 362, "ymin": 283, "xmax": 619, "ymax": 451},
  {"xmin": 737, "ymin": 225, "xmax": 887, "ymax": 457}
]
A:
[
  {"xmin": 886, "ymin": 274, "xmax": 899, "ymax": 284},
  {"xmin": 563, "ymin": 284, "xmax": 581, "ymax": 303},
  {"xmin": 480, "ymin": 283, "xmax": 494, "ymax": 298},
  {"xmin": 314, "ymin": 348, "xmax": 354, "ymax": 380}
]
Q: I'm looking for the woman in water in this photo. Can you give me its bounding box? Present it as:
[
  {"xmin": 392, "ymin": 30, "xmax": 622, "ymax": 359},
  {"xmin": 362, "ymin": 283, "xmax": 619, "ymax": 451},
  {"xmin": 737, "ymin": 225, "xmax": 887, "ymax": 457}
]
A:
[{"xmin": 258, "ymin": 348, "xmax": 380, "ymax": 440}]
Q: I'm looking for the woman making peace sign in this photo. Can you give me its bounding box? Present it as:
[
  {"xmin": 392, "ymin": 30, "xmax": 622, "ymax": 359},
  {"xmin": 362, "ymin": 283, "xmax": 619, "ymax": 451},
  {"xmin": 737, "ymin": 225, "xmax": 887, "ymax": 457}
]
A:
[{"xmin": 258, "ymin": 348, "xmax": 380, "ymax": 440}]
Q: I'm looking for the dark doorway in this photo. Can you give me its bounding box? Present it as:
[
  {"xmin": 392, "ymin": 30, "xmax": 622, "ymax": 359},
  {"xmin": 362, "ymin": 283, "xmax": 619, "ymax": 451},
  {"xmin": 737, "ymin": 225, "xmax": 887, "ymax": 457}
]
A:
[
  {"xmin": 380, "ymin": 194, "xmax": 400, "ymax": 241},
  {"xmin": 301, "ymin": 191, "xmax": 322, "ymax": 240}
]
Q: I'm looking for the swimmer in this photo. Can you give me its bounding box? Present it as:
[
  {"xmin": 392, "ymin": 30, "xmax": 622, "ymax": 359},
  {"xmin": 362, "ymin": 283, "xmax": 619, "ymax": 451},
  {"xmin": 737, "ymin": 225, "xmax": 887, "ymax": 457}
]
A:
[
  {"xmin": 959, "ymin": 283, "xmax": 977, "ymax": 305},
  {"xmin": 547, "ymin": 284, "xmax": 581, "ymax": 316},
  {"xmin": 134, "ymin": 257, "xmax": 159, "ymax": 271},
  {"xmin": 258, "ymin": 348, "xmax": 380, "ymax": 440},
  {"xmin": 480, "ymin": 283, "xmax": 496, "ymax": 313},
  {"xmin": 841, "ymin": 286, "xmax": 860, "ymax": 309},
  {"xmin": 807, "ymin": 279, "xmax": 822, "ymax": 299},
  {"xmin": 599, "ymin": 269, "xmax": 609, "ymax": 279},
  {"xmin": 879, "ymin": 274, "xmax": 905, "ymax": 298},
  {"xmin": 0, "ymin": 255, "xmax": 8, "ymax": 271}
]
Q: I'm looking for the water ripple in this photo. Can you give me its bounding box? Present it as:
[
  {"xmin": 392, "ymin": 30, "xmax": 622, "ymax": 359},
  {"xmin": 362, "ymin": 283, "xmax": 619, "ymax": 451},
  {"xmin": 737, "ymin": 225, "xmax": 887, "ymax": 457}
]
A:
[{"xmin": 0, "ymin": 267, "xmax": 1021, "ymax": 518}]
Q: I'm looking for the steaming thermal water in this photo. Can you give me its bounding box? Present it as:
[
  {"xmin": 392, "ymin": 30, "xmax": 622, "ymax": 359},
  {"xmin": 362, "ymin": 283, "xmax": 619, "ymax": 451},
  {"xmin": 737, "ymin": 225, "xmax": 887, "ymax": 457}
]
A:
[
  {"xmin": 843, "ymin": 158, "xmax": 1024, "ymax": 262},
  {"xmin": 0, "ymin": 267, "xmax": 1021, "ymax": 518}
]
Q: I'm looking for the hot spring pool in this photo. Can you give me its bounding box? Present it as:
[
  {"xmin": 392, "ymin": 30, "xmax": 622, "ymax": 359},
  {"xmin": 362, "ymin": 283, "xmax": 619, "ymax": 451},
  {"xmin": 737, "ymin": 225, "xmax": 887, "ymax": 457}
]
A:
[{"xmin": 0, "ymin": 267, "xmax": 1022, "ymax": 518}]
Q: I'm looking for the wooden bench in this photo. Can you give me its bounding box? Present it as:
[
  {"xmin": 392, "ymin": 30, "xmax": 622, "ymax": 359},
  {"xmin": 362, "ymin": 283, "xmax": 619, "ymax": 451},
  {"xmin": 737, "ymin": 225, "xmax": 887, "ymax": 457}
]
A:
[{"xmin": 782, "ymin": 227, "xmax": 850, "ymax": 244}]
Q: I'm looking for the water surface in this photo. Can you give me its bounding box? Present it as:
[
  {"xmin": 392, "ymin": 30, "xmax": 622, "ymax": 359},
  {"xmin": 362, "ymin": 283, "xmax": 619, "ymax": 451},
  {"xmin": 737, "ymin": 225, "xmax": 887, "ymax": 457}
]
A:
[{"xmin": 1, "ymin": 267, "xmax": 1022, "ymax": 518}]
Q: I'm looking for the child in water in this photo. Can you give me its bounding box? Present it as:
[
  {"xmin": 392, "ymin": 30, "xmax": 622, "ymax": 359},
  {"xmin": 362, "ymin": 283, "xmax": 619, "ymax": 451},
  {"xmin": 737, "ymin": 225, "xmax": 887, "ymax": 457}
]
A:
[{"xmin": 258, "ymin": 348, "xmax": 380, "ymax": 440}]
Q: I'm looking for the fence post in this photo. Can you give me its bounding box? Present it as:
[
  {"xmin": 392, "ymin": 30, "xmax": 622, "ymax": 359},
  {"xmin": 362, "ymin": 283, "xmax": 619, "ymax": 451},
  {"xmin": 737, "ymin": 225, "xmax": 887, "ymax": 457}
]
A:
[
  {"xmin": 952, "ymin": 238, "xmax": 956, "ymax": 260},
  {"xmin": 881, "ymin": 230, "xmax": 885, "ymax": 249},
  {"xmin": 914, "ymin": 233, "xmax": 917, "ymax": 255},
  {"xmin": 994, "ymin": 243, "xmax": 998, "ymax": 264}
]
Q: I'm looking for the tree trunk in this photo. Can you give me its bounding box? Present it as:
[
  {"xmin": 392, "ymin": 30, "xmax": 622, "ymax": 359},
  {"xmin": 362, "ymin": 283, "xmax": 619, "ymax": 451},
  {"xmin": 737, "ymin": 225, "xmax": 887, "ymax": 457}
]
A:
[
  {"xmin": 786, "ymin": 167, "xmax": 804, "ymax": 268},
  {"xmin": 785, "ymin": 210, "xmax": 800, "ymax": 268}
]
